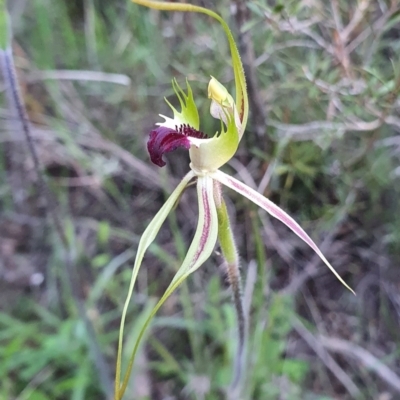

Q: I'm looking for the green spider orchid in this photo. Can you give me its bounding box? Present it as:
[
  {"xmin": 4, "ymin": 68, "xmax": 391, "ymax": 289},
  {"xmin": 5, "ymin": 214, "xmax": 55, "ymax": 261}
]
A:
[{"xmin": 115, "ymin": 1, "xmax": 353, "ymax": 398}]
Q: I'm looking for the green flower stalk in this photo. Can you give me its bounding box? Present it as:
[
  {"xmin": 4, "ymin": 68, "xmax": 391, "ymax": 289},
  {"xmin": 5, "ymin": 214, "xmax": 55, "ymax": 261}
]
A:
[{"xmin": 115, "ymin": 1, "xmax": 354, "ymax": 399}]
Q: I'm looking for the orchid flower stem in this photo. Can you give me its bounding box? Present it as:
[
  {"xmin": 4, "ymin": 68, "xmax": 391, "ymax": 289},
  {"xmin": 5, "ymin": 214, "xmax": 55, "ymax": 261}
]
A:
[{"xmin": 214, "ymin": 181, "xmax": 247, "ymax": 390}]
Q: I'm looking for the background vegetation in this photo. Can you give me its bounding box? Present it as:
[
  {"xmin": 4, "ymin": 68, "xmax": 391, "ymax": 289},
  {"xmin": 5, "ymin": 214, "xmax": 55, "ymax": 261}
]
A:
[{"xmin": 1, "ymin": 0, "xmax": 400, "ymax": 399}]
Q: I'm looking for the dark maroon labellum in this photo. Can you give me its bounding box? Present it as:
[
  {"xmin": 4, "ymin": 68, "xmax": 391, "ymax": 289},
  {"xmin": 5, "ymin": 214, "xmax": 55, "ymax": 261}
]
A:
[{"xmin": 147, "ymin": 124, "xmax": 206, "ymax": 167}]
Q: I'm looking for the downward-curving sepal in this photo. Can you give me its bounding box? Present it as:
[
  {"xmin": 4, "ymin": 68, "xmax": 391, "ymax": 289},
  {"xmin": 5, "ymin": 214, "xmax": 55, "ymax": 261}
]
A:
[
  {"xmin": 116, "ymin": 175, "xmax": 218, "ymax": 399},
  {"xmin": 212, "ymin": 170, "xmax": 354, "ymax": 294},
  {"xmin": 115, "ymin": 171, "xmax": 195, "ymax": 400}
]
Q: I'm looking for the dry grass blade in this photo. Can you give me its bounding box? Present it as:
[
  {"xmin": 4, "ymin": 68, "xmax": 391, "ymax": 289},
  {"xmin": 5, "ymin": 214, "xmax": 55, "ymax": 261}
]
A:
[
  {"xmin": 293, "ymin": 317, "xmax": 361, "ymax": 398},
  {"xmin": 27, "ymin": 69, "xmax": 131, "ymax": 86},
  {"xmin": 319, "ymin": 336, "xmax": 400, "ymax": 394}
]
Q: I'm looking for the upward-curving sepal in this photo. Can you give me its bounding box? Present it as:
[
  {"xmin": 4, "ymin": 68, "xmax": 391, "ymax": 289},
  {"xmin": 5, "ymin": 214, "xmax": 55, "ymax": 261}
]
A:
[
  {"xmin": 212, "ymin": 170, "xmax": 354, "ymax": 294},
  {"xmin": 132, "ymin": 0, "xmax": 248, "ymax": 136}
]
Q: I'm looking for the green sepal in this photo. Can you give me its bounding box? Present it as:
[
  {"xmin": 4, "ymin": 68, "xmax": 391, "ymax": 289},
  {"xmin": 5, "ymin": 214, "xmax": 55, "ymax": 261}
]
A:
[
  {"xmin": 116, "ymin": 175, "xmax": 218, "ymax": 399},
  {"xmin": 115, "ymin": 171, "xmax": 195, "ymax": 400},
  {"xmin": 132, "ymin": 0, "xmax": 249, "ymax": 136}
]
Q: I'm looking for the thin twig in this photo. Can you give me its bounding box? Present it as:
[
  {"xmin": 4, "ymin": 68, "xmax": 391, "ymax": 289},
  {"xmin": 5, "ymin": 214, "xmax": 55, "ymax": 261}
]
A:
[
  {"xmin": 346, "ymin": 6, "xmax": 397, "ymax": 54},
  {"xmin": 269, "ymin": 118, "xmax": 384, "ymax": 141},
  {"xmin": 0, "ymin": 118, "xmax": 172, "ymax": 190},
  {"xmin": 341, "ymin": 0, "xmax": 371, "ymax": 41}
]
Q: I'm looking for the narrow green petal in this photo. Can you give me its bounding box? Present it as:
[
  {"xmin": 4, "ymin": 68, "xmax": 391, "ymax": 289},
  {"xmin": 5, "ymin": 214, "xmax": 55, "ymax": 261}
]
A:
[{"xmin": 115, "ymin": 170, "xmax": 194, "ymax": 400}]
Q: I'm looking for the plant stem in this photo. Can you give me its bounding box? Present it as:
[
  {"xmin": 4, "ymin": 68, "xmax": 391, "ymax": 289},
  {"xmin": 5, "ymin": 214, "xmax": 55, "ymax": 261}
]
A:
[{"xmin": 213, "ymin": 181, "xmax": 247, "ymax": 391}]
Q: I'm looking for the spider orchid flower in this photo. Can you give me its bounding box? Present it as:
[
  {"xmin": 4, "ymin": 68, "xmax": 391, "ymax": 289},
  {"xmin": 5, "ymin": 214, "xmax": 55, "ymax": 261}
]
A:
[{"xmin": 115, "ymin": 1, "xmax": 353, "ymax": 398}]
